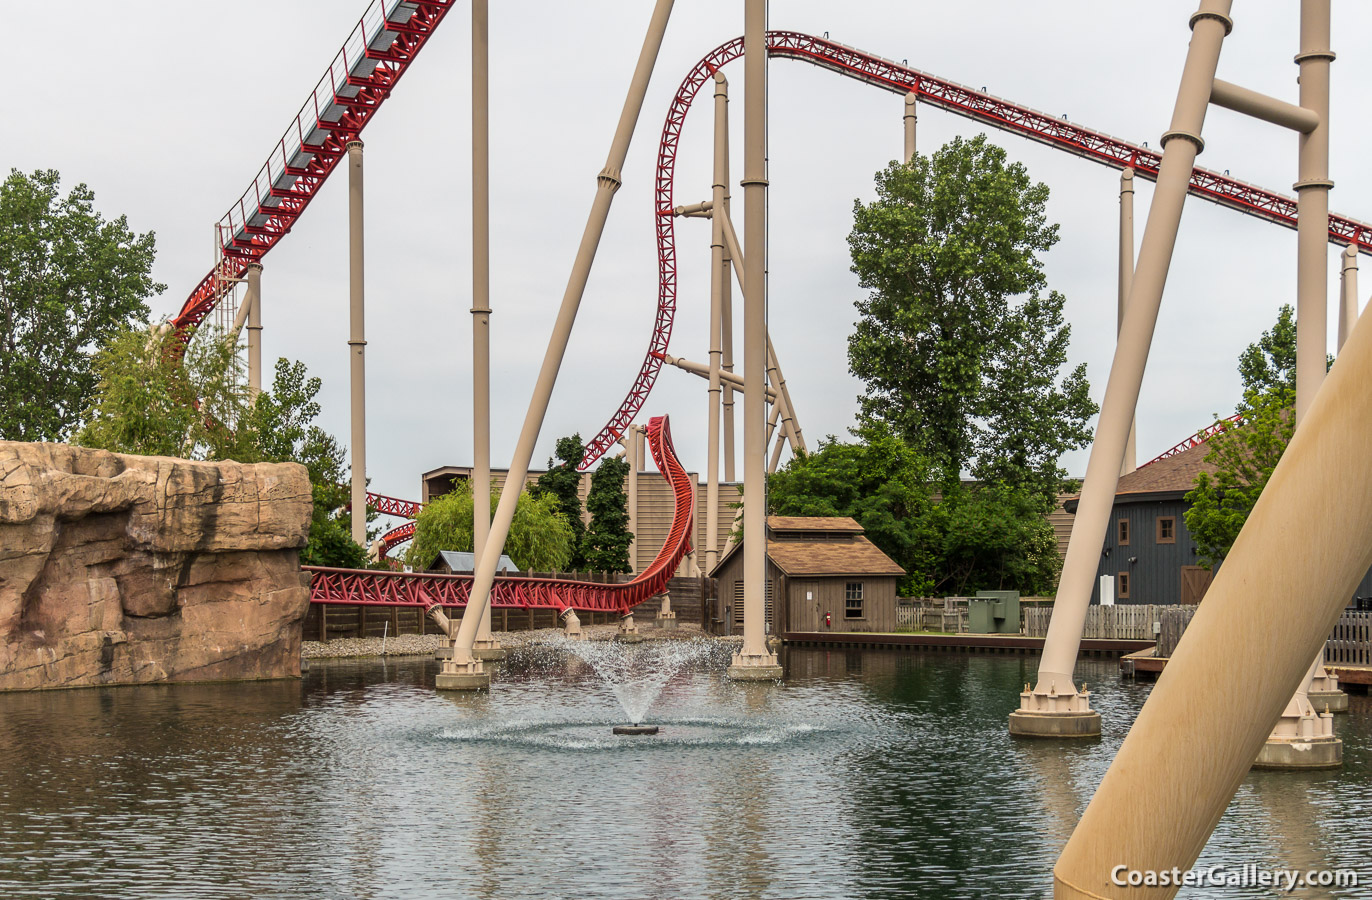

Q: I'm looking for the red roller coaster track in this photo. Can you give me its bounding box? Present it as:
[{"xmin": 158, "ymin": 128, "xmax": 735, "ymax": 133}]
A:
[
  {"xmin": 170, "ymin": 0, "xmax": 455, "ymax": 337},
  {"xmin": 576, "ymin": 31, "xmax": 1372, "ymax": 470},
  {"xmin": 307, "ymin": 415, "xmax": 693, "ymax": 613}
]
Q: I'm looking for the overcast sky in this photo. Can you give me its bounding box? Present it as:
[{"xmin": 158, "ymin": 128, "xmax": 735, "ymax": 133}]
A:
[{"xmin": 9, "ymin": 1, "xmax": 1372, "ymax": 528}]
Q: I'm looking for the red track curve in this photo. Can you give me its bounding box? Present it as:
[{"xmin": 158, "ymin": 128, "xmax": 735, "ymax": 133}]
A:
[
  {"xmin": 306, "ymin": 415, "xmax": 693, "ymax": 613},
  {"xmin": 578, "ymin": 31, "xmax": 1372, "ymax": 470}
]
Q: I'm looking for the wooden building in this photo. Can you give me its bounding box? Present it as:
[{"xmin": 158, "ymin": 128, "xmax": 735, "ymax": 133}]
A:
[
  {"xmin": 707, "ymin": 517, "xmax": 905, "ymax": 636},
  {"xmin": 1068, "ymin": 441, "xmax": 1217, "ymax": 605},
  {"xmin": 1072, "ymin": 435, "xmax": 1372, "ymax": 606}
]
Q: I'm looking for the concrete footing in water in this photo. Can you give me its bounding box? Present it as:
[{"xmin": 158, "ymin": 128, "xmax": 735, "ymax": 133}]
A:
[
  {"xmin": 436, "ymin": 670, "xmax": 490, "ymax": 691},
  {"xmin": 1253, "ymin": 734, "xmax": 1342, "ymax": 769},
  {"xmin": 1308, "ymin": 688, "xmax": 1349, "ymax": 713},
  {"xmin": 726, "ymin": 652, "xmax": 783, "ymax": 681},
  {"xmin": 1008, "ymin": 709, "xmax": 1102, "ymax": 738}
]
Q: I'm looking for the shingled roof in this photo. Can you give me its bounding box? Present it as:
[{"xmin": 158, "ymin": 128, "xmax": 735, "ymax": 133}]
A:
[
  {"xmin": 708, "ymin": 517, "xmax": 905, "ymax": 578},
  {"xmin": 1116, "ymin": 440, "xmax": 1220, "ymax": 497}
]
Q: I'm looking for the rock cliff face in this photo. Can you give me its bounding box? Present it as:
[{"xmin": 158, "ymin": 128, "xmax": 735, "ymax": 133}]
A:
[{"xmin": 0, "ymin": 442, "xmax": 312, "ymax": 691}]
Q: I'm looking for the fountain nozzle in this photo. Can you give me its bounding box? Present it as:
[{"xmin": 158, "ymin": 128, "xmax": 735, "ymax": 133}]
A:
[{"xmin": 612, "ymin": 724, "xmax": 660, "ymax": 736}]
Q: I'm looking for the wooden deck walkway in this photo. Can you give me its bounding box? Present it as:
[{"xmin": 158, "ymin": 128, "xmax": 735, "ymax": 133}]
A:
[{"xmin": 783, "ymin": 631, "xmax": 1154, "ymax": 657}]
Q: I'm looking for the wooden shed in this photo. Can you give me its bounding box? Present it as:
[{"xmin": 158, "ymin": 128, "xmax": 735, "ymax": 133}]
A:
[{"xmin": 707, "ymin": 516, "xmax": 905, "ymax": 636}]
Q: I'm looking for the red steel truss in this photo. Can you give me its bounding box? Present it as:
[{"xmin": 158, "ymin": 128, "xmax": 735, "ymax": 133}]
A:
[
  {"xmin": 170, "ymin": 1, "xmax": 455, "ymax": 338},
  {"xmin": 364, "ymin": 492, "xmax": 422, "ymax": 518},
  {"xmin": 578, "ymin": 31, "xmax": 1372, "ymax": 469},
  {"xmin": 1136, "ymin": 413, "xmax": 1244, "ymax": 469},
  {"xmin": 306, "ymin": 415, "xmax": 693, "ymax": 613}
]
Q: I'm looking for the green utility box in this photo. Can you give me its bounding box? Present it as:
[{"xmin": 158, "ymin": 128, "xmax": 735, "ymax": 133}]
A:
[{"xmin": 968, "ymin": 590, "xmax": 1021, "ymax": 634}]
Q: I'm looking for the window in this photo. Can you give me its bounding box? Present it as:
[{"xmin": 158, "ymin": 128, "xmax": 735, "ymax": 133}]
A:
[
  {"xmin": 1118, "ymin": 518, "xmax": 1130, "ymax": 545},
  {"xmin": 845, "ymin": 582, "xmax": 865, "ymax": 619},
  {"xmin": 732, "ymin": 580, "xmax": 774, "ymax": 630},
  {"xmin": 1156, "ymin": 516, "xmax": 1176, "ymax": 544},
  {"xmin": 1118, "ymin": 571, "xmax": 1131, "ymax": 599}
]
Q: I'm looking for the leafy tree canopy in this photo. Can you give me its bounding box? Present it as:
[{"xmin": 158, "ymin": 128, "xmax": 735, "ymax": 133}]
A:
[
  {"xmin": 77, "ymin": 327, "xmax": 370, "ymax": 568},
  {"xmin": 768, "ymin": 426, "xmax": 1059, "ymax": 596},
  {"xmin": 846, "ymin": 136, "xmax": 1095, "ymax": 503},
  {"xmin": 404, "ymin": 481, "xmax": 575, "ymax": 573},
  {"xmin": 583, "ymin": 455, "xmax": 633, "ymax": 573},
  {"xmin": 1, "ymin": 169, "xmax": 164, "ymax": 442},
  {"xmin": 534, "ymin": 433, "xmax": 587, "ymax": 568},
  {"xmin": 1184, "ymin": 304, "xmax": 1302, "ymax": 568}
]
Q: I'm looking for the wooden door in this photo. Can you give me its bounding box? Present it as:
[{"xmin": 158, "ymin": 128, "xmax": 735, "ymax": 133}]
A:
[
  {"xmin": 793, "ymin": 580, "xmax": 820, "ymax": 632},
  {"xmin": 1181, "ymin": 566, "xmax": 1214, "ymax": 605}
]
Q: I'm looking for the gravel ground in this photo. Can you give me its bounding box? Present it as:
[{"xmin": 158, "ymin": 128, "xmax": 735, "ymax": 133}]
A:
[{"xmin": 302, "ymin": 621, "xmax": 740, "ymax": 659}]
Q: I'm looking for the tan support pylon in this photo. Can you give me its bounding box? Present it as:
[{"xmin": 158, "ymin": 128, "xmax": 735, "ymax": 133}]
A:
[
  {"xmin": 903, "ymin": 91, "xmax": 917, "ymax": 162},
  {"xmin": 1339, "ymin": 244, "xmax": 1359, "ymax": 350},
  {"xmin": 1011, "ymin": 0, "xmax": 1232, "ymax": 737},
  {"xmin": 1052, "ymin": 256, "xmax": 1372, "ymax": 898},
  {"xmin": 441, "ymin": 0, "xmax": 676, "ymax": 693},
  {"xmin": 1118, "ymin": 169, "xmax": 1136, "ymax": 476},
  {"xmin": 1260, "ymin": 0, "xmax": 1342, "ymax": 766},
  {"xmin": 728, "ymin": 0, "xmax": 781, "ymax": 682},
  {"xmin": 347, "ymin": 140, "xmax": 368, "ymax": 549},
  {"xmin": 469, "ymin": 0, "xmax": 503, "ymax": 664},
  {"xmin": 659, "ymin": 352, "xmax": 777, "ymax": 401},
  {"xmin": 245, "ymin": 263, "xmax": 263, "ymax": 399},
  {"xmin": 714, "ymin": 205, "xmax": 805, "ymax": 455},
  {"xmin": 623, "ymin": 424, "xmax": 639, "ymax": 573},
  {"xmin": 706, "ymin": 71, "xmax": 729, "ymax": 574}
]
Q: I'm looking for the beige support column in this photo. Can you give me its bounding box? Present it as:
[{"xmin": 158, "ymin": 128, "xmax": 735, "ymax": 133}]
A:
[
  {"xmin": 245, "ymin": 263, "xmax": 263, "ymax": 399},
  {"xmin": 721, "ymin": 120, "xmax": 737, "ymax": 485},
  {"xmin": 768, "ymin": 419, "xmax": 787, "ymax": 473},
  {"xmin": 347, "ymin": 140, "xmax": 368, "ymax": 550},
  {"xmin": 1118, "ymin": 169, "xmax": 1137, "ymax": 476},
  {"xmin": 1338, "ymin": 244, "xmax": 1358, "ymax": 350},
  {"xmin": 438, "ymin": 0, "xmax": 675, "ymax": 691},
  {"xmin": 469, "ymin": 0, "xmax": 503, "ymax": 663},
  {"xmin": 903, "ymin": 91, "xmax": 917, "ymax": 162},
  {"xmin": 727, "ymin": 0, "xmax": 781, "ymax": 681},
  {"xmin": 1052, "ymin": 289, "xmax": 1372, "ymax": 899},
  {"xmin": 766, "ymin": 336, "xmax": 805, "ymax": 454},
  {"xmin": 717, "ymin": 206, "xmax": 803, "ymax": 454},
  {"xmin": 1010, "ymin": 0, "xmax": 1231, "ymax": 737},
  {"xmin": 1262, "ymin": 0, "xmax": 1345, "ymax": 755},
  {"xmin": 706, "ymin": 73, "xmax": 730, "ymax": 574},
  {"xmin": 625, "ymin": 425, "xmax": 639, "ymax": 573}
]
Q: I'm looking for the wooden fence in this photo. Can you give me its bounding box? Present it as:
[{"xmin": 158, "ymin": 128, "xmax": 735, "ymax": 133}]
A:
[
  {"xmin": 1326, "ymin": 611, "xmax": 1372, "ymax": 666},
  {"xmin": 1023, "ymin": 604, "xmax": 1164, "ymax": 641}
]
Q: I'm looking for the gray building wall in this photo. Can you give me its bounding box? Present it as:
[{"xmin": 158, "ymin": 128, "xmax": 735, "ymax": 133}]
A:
[
  {"xmin": 1091, "ymin": 492, "xmax": 1372, "ymax": 606},
  {"xmin": 1089, "ymin": 494, "xmax": 1206, "ymax": 605}
]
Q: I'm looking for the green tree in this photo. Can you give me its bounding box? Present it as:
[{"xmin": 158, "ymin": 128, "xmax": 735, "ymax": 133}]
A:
[
  {"xmin": 0, "ymin": 169, "xmax": 164, "ymax": 442},
  {"xmin": 768, "ymin": 426, "xmax": 1060, "ymax": 596},
  {"xmin": 404, "ymin": 482, "xmax": 575, "ymax": 573},
  {"xmin": 1184, "ymin": 305, "xmax": 1301, "ymax": 568},
  {"xmin": 846, "ymin": 136, "xmax": 1095, "ymax": 502},
  {"xmin": 583, "ymin": 455, "xmax": 633, "ymax": 573},
  {"xmin": 76, "ymin": 323, "xmax": 249, "ymax": 460},
  {"xmin": 534, "ymin": 433, "xmax": 587, "ymax": 568},
  {"xmin": 247, "ymin": 358, "xmax": 368, "ymax": 569},
  {"xmin": 77, "ymin": 329, "xmax": 371, "ymax": 568},
  {"xmin": 926, "ymin": 482, "xmax": 1061, "ymax": 596}
]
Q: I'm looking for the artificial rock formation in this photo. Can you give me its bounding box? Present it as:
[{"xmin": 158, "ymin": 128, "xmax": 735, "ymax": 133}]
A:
[{"xmin": 0, "ymin": 442, "xmax": 312, "ymax": 691}]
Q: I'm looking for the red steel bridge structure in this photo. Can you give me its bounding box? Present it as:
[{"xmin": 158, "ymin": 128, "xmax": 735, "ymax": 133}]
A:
[
  {"xmin": 165, "ymin": 5, "xmax": 1372, "ymax": 604},
  {"xmin": 307, "ymin": 416, "xmax": 693, "ymax": 615}
]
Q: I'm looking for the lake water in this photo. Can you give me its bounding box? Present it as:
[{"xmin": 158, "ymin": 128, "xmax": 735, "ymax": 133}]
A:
[{"xmin": 0, "ymin": 645, "xmax": 1367, "ymax": 899}]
